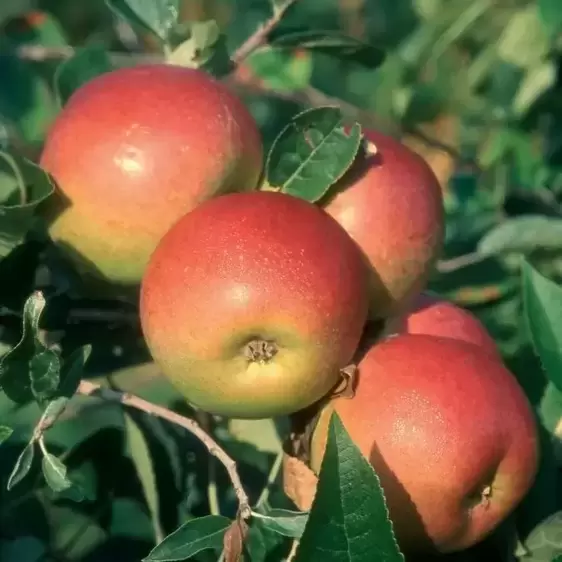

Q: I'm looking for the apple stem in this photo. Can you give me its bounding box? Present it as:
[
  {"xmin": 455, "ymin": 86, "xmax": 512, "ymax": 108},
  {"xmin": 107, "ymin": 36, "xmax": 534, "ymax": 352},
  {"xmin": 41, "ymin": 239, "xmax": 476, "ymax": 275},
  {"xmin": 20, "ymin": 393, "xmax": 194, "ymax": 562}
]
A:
[{"xmin": 244, "ymin": 339, "xmax": 278, "ymax": 363}]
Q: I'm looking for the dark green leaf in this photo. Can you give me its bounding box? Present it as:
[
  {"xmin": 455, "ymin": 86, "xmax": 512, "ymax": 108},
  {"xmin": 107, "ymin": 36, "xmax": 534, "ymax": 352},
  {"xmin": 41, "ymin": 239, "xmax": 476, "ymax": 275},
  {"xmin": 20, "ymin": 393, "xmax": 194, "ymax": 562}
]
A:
[
  {"xmin": 59, "ymin": 344, "xmax": 92, "ymax": 398},
  {"xmin": 477, "ymin": 216, "xmax": 562, "ymax": 257},
  {"xmin": 29, "ymin": 349, "xmax": 61, "ymax": 403},
  {"xmin": 3, "ymin": 10, "xmax": 69, "ymax": 49},
  {"xmin": 144, "ymin": 515, "xmax": 232, "ymax": 561},
  {"xmin": 512, "ymin": 62, "xmax": 556, "ymax": 117},
  {"xmin": 106, "ymin": 0, "xmax": 179, "ymax": 45},
  {"xmin": 167, "ymin": 20, "xmax": 234, "ymax": 77},
  {"xmin": 0, "ymin": 536, "xmax": 46, "ymax": 562},
  {"xmin": 294, "ymin": 413, "xmax": 404, "ymax": 562},
  {"xmin": 54, "ymin": 44, "xmax": 114, "ymax": 106},
  {"xmin": 0, "ymin": 45, "xmax": 57, "ymax": 143},
  {"xmin": 269, "ymin": 29, "xmax": 385, "ymax": 69},
  {"xmin": 0, "ymin": 151, "xmax": 55, "ymax": 259},
  {"xmin": 41, "ymin": 451, "xmax": 73, "ymax": 493},
  {"xmin": 124, "ymin": 412, "xmax": 163, "ymax": 543},
  {"xmin": 518, "ymin": 511, "xmax": 562, "ymax": 561},
  {"xmin": 253, "ymin": 507, "xmax": 308, "ymax": 538},
  {"xmin": 0, "ymin": 425, "xmax": 13, "ymax": 446},
  {"xmin": 7, "ymin": 440, "xmax": 35, "ymax": 490},
  {"xmin": 265, "ymin": 107, "xmax": 362, "ymax": 202},
  {"xmin": 522, "ymin": 260, "xmax": 562, "ymax": 392},
  {"xmin": 0, "ymin": 291, "xmax": 48, "ymax": 403}
]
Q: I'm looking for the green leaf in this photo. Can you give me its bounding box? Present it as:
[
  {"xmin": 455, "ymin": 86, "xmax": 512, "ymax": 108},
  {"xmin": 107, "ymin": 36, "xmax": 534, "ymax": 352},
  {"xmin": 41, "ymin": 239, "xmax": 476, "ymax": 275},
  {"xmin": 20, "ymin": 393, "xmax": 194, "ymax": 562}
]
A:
[
  {"xmin": 166, "ymin": 20, "xmax": 234, "ymax": 77},
  {"xmin": 124, "ymin": 412, "xmax": 164, "ymax": 543},
  {"xmin": 0, "ymin": 291, "xmax": 48, "ymax": 403},
  {"xmin": 0, "ymin": 151, "xmax": 55, "ymax": 259},
  {"xmin": 294, "ymin": 413, "xmax": 404, "ymax": 562},
  {"xmin": 253, "ymin": 507, "xmax": 308, "ymax": 538},
  {"xmin": 41, "ymin": 396, "xmax": 70, "ymax": 424},
  {"xmin": 265, "ymin": 107, "xmax": 362, "ymax": 202},
  {"xmin": 106, "ymin": 0, "xmax": 179, "ymax": 45},
  {"xmin": 0, "ymin": 46, "xmax": 58, "ymax": 143},
  {"xmin": 512, "ymin": 62, "xmax": 556, "ymax": 117},
  {"xmin": 59, "ymin": 344, "xmax": 92, "ymax": 398},
  {"xmin": 3, "ymin": 10, "xmax": 69, "ymax": 49},
  {"xmin": 477, "ymin": 216, "xmax": 562, "ymax": 257},
  {"xmin": 7, "ymin": 440, "xmax": 35, "ymax": 490},
  {"xmin": 41, "ymin": 451, "xmax": 73, "ymax": 493},
  {"xmin": 29, "ymin": 349, "xmax": 61, "ymax": 403},
  {"xmin": 518, "ymin": 511, "xmax": 562, "ymax": 561},
  {"xmin": 0, "ymin": 425, "xmax": 13, "ymax": 446},
  {"xmin": 144, "ymin": 515, "xmax": 232, "ymax": 561},
  {"xmin": 54, "ymin": 44, "xmax": 115, "ymax": 107},
  {"xmin": 248, "ymin": 48, "xmax": 312, "ymax": 92},
  {"xmin": 538, "ymin": 0, "xmax": 562, "ymax": 38},
  {"xmin": 268, "ymin": 30, "xmax": 385, "ymax": 70},
  {"xmin": 521, "ymin": 260, "xmax": 562, "ymax": 392},
  {"xmin": 497, "ymin": 5, "xmax": 549, "ymax": 68},
  {"xmin": 0, "ymin": 536, "xmax": 46, "ymax": 562}
]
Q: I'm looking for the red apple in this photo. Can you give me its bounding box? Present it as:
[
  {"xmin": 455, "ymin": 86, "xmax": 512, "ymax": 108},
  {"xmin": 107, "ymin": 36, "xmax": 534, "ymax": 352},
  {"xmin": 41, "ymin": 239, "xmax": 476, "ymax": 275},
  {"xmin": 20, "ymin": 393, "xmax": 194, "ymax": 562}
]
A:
[
  {"xmin": 301, "ymin": 334, "xmax": 538, "ymax": 553},
  {"xmin": 40, "ymin": 64, "xmax": 263, "ymax": 288},
  {"xmin": 140, "ymin": 191, "xmax": 369, "ymax": 419},
  {"xmin": 322, "ymin": 129, "xmax": 445, "ymax": 320},
  {"xmin": 386, "ymin": 291, "xmax": 500, "ymax": 357}
]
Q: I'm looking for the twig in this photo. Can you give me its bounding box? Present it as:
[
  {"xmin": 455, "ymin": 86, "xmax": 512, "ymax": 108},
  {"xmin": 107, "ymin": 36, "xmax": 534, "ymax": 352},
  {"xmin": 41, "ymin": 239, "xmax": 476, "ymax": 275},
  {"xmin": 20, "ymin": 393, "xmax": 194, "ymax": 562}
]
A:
[
  {"xmin": 73, "ymin": 380, "xmax": 252, "ymax": 519},
  {"xmin": 231, "ymin": 0, "xmax": 299, "ymax": 65},
  {"xmin": 436, "ymin": 251, "xmax": 488, "ymax": 273}
]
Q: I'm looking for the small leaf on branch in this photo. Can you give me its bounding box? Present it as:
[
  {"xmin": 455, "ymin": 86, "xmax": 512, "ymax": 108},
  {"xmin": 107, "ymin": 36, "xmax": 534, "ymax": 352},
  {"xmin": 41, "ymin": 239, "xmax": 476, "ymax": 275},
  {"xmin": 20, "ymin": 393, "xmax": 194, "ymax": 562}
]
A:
[
  {"xmin": 222, "ymin": 518, "xmax": 249, "ymax": 562},
  {"xmin": 265, "ymin": 107, "xmax": 362, "ymax": 202},
  {"xmin": 106, "ymin": 0, "xmax": 179, "ymax": 46},
  {"xmin": 7, "ymin": 440, "xmax": 35, "ymax": 490},
  {"xmin": 522, "ymin": 260, "xmax": 562, "ymax": 392},
  {"xmin": 166, "ymin": 20, "xmax": 234, "ymax": 77},
  {"xmin": 0, "ymin": 151, "xmax": 55, "ymax": 260},
  {"xmin": 252, "ymin": 507, "xmax": 308, "ymax": 538},
  {"xmin": 0, "ymin": 425, "xmax": 13, "ymax": 446},
  {"xmin": 30, "ymin": 349, "xmax": 61, "ymax": 404},
  {"xmin": 518, "ymin": 510, "xmax": 562, "ymax": 560},
  {"xmin": 268, "ymin": 29, "xmax": 385, "ymax": 69},
  {"xmin": 144, "ymin": 515, "xmax": 232, "ymax": 561},
  {"xmin": 0, "ymin": 291, "xmax": 48, "ymax": 403},
  {"xmin": 54, "ymin": 44, "xmax": 114, "ymax": 106},
  {"xmin": 58, "ymin": 344, "xmax": 92, "ymax": 398},
  {"xmin": 41, "ymin": 451, "xmax": 73, "ymax": 493},
  {"xmin": 294, "ymin": 413, "xmax": 404, "ymax": 562}
]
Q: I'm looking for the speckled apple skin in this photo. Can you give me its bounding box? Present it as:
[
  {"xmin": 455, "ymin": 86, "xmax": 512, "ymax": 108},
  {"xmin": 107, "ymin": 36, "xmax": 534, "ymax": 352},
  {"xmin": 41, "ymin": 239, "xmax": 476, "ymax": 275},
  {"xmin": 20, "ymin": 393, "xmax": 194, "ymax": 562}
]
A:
[
  {"xmin": 386, "ymin": 291, "xmax": 500, "ymax": 358},
  {"xmin": 140, "ymin": 191, "xmax": 370, "ymax": 419},
  {"xmin": 40, "ymin": 64, "xmax": 263, "ymax": 286},
  {"xmin": 310, "ymin": 334, "xmax": 538, "ymax": 553},
  {"xmin": 323, "ymin": 129, "xmax": 445, "ymax": 320}
]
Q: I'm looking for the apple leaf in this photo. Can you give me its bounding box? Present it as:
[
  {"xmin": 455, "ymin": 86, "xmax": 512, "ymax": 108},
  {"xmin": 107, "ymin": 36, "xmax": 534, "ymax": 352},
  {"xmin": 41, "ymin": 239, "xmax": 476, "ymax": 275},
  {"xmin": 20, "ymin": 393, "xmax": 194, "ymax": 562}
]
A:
[
  {"xmin": 521, "ymin": 260, "xmax": 562, "ymax": 392},
  {"xmin": 0, "ymin": 291, "xmax": 49, "ymax": 403},
  {"xmin": 54, "ymin": 44, "xmax": 114, "ymax": 106},
  {"xmin": 477, "ymin": 216, "xmax": 562, "ymax": 257},
  {"xmin": 58, "ymin": 344, "xmax": 92, "ymax": 398},
  {"xmin": 7, "ymin": 440, "xmax": 35, "ymax": 490},
  {"xmin": 124, "ymin": 411, "xmax": 164, "ymax": 543},
  {"xmin": 42, "ymin": 452, "xmax": 73, "ymax": 493},
  {"xmin": 265, "ymin": 106, "xmax": 362, "ymax": 202},
  {"xmin": 0, "ymin": 151, "xmax": 55, "ymax": 260},
  {"xmin": 0, "ymin": 425, "xmax": 13, "ymax": 446},
  {"xmin": 293, "ymin": 413, "xmax": 405, "ymax": 562},
  {"xmin": 252, "ymin": 507, "xmax": 308, "ymax": 538},
  {"xmin": 517, "ymin": 511, "xmax": 562, "ymax": 561},
  {"xmin": 106, "ymin": 0, "xmax": 179, "ymax": 46},
  {"xmin": 268, "ymin": 29, "xmax": 385, "ymax": 70},
  {"xmin": 144, "ymin": 515, "xmax": 232, "ymax": 561},
  {"xmin": 166, "ymin": 20, "xmax": 234, "ymax": 77}
]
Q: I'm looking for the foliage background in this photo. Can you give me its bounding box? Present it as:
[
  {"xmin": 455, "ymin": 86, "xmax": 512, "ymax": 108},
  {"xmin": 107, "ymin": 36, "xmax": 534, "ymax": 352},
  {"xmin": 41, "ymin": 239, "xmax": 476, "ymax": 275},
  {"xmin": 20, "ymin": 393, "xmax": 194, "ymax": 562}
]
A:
[{"xmin": 1, "ymin": 0, "xmax": 562, "ymax": 561}]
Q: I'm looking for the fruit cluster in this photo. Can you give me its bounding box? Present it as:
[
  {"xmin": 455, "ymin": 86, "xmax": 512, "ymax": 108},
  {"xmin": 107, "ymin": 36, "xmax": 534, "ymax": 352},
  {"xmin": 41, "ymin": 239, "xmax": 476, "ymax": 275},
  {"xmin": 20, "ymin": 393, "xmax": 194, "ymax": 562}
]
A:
[{"xmin": 39, "ymin": 63, "xmax": 539, "ymax": 556}]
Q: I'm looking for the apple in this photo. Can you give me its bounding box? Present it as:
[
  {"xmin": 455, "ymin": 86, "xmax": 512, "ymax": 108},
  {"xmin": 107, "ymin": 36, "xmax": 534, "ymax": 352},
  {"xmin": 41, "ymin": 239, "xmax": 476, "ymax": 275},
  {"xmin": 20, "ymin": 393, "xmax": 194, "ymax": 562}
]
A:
[
  {"xmin": 40, "ymin": 64, "xmax": 263, "ymax": 289},
  {"xmin": 139, "ymin": 191, "xmax": 370, "ymax": 419},
  {"xmin": 386, "ymin": 291, "xmax": 500, "ymax": 357},
  {"xmin": 288, "ymin": 334, "xmax": 538, "ymax": 553},
  {"xmin": 322, "ymin": 129, "xmax": 445, "ymax": 320}
]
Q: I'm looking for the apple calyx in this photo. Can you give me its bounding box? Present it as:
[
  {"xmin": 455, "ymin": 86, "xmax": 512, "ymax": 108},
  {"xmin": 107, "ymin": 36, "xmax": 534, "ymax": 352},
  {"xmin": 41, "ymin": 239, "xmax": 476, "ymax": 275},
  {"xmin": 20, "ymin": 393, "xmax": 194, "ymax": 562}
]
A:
[{"xmin": 243, "ymin": 338, "xmax": 278, "ymax": 363}]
